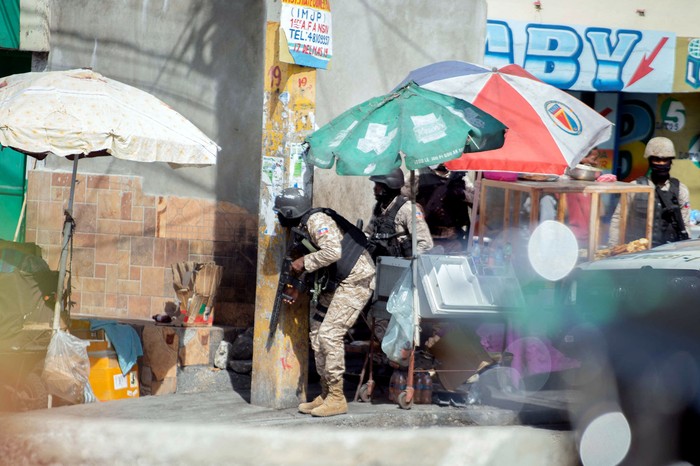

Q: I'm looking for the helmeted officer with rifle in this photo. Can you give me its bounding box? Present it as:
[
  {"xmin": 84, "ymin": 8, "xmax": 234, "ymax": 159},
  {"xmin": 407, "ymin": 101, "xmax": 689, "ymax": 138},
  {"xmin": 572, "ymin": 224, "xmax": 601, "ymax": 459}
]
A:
[
  {"xmin": 272, "ymin": 187, "xmax": 375, "ymax": 417},
  {"xmin": 364, "ymin": 168, "xmax": 433, "ymax": 260},
  {"xmin": 609, "ymin": 137, "xmax": 692, "ymax": 247}
]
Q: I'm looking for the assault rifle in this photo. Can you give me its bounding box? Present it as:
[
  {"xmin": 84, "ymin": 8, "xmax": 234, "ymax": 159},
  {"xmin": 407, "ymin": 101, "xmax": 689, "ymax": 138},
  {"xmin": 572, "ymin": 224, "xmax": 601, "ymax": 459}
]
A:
[
  {"xmin": 656, "ymin": 184, "xmax": 690, "ymax": 242},
  {"xmin": 269, "ymin": 227, "xmax": 310, "ymax": 338}
]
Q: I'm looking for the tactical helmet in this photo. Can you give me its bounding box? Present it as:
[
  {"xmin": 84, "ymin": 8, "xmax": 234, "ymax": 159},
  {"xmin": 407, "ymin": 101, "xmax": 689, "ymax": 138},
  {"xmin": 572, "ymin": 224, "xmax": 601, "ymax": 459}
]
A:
[
  {"xmin": 274, "ymin": 187, "xmax": 311, "ymax": 219},
  {"xmin": 369, "ymin": 168, "xmax": 405, "ymax": 190},
  {"xmin": 644, "ymin": 137, "xmax": 676, "ymax": 159}
]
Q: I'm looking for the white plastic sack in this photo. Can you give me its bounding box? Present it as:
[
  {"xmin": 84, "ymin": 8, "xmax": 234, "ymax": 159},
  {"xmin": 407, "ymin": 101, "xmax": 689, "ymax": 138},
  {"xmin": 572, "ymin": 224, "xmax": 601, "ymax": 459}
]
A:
[
  {"xmin": 381, "ymin": 267, "xmax": 414, "ymax": 366},
  {"xmin": 42, "ymin": 330, "xmax": 92, "ymax": 404}
]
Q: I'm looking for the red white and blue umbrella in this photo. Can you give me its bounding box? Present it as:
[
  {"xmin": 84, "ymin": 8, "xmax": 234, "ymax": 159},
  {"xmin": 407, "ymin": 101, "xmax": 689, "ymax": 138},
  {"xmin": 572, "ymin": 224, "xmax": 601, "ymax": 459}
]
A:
[{"xmin": 399, "ymin": 61, "xmax": 613, "ymax": 175}]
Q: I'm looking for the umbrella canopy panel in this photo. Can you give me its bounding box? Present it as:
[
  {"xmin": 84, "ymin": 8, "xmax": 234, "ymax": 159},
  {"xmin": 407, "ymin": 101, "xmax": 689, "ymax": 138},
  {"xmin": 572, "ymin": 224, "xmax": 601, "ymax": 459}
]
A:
[
  {"xmin": 402, "ymin": 62, "xmax": 613, "ymax": 175},
  {"xmin": 0, "ymin": 68, "xmax": 220, "ymax": 332},
  {"xmin": 305, "ymin": 82, "xmax": 506, "ymax": 176},
  {"xmin": 0, "ymin": 69, "xmax": 219, "ymax": 165}
]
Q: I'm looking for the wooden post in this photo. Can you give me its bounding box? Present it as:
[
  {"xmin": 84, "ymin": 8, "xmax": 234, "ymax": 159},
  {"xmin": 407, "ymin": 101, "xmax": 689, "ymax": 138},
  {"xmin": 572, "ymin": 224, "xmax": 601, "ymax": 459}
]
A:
[
  {"xmin": 588, "ymin": 193, "xmax": 600, "ymax": 261},
  {"xmin": 251, "ymin": 22, "xmax": 316, "ymax": 409}
]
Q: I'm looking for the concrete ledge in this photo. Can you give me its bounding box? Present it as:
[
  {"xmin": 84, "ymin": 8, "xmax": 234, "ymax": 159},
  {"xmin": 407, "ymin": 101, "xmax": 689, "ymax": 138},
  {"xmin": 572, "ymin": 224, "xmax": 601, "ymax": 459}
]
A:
[{"xmin": 0, "ymin": 413, "xmax": 578, "ymax": 465}]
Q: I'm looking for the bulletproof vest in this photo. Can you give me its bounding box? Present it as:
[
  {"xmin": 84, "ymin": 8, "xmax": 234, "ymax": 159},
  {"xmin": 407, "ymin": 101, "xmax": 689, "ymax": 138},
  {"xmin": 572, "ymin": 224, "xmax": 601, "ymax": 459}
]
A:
[
  {"xmin": 629, "ymin": 177, "xmax": 684, "ymax": 246},
  {"xmin": 367, "ymin": 195, "xmax": 411, "ymax": 259},
  {"xmin": 298, "ymin": 208, "xmax": 368, "ymax": 288}
]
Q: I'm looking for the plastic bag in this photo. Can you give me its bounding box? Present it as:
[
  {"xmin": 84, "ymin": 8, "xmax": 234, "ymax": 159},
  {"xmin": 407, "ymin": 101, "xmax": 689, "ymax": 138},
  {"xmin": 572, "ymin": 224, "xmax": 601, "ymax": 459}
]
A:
[
  {"xmin": 381, "ymin": 267, "xmax": 414, "ymax": 366},
  {"xmin": 42, "ymin": 330, "xmax": 92, "ymax": 404}
]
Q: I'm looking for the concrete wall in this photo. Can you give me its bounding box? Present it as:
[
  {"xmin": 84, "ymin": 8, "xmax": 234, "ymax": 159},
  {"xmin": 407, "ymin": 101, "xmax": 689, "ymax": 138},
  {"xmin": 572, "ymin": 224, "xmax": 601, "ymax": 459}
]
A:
[
  {"xmin": 19, "ymin": 0, "xmax": 50, "ymax": 51},
  {"xmin": 24, "ymin": 0, "xmax": 266, "ymax": 326},
  {"xmin": 486, "ymin": 0, "xmax": 700, "ymax": 35},
  {"xmin": 43, "ymin": 0, "xmax": 265, "ymax": 212},
  {"xmin": 24, "ymin": 0, "xmax": 489, "ymax": 326},
  {"xmin": 312, "ymin": 0, "xmax": 488, "ymax": 225}
]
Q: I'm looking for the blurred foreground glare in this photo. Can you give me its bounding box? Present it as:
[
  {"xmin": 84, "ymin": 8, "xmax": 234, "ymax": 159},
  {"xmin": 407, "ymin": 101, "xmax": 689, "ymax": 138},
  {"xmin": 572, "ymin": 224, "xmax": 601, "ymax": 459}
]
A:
[
  {"xmin": 579, "ymin": 411, "xmax": 631, "ymax": 466},
  {"xmin": 527, "ymin": 220, "xmax": 579, "ymax": 281}
]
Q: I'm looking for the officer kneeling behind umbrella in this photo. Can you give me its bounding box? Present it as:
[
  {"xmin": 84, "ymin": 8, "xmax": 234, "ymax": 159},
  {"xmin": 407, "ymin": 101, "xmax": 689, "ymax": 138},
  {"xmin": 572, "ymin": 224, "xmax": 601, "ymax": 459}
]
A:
[{"xmin": 274, "ymin": 188, "xmax": 375, "ymax": 417}]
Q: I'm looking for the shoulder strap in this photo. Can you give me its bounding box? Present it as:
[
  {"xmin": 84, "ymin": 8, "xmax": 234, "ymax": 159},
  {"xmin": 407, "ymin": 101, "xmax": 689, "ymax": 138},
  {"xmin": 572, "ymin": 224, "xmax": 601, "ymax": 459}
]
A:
[
  {"xmin": 670, "ymin": 177, "xmax": 680, "ymax": 200},
  {"xmin": 390, "ymin": 195, "xmax": 408, "ymax": 220},
  {"xmin": 316, "ymin": 208, "xmax": 368, "ymax": 248},
  {"xmin": 303, "ymin": 207, "xmax": 368, "ymax": 281}
]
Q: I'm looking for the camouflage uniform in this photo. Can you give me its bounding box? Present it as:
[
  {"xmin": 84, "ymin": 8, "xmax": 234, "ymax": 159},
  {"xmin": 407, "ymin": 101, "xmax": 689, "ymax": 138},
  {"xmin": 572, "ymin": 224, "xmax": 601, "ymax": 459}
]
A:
[
  {"xmin": 303, "ymin": 212, "xmax": 375, "ymax": 384},
  {"xmin": 364, "ymin": 196, "xmax": 434, "ymax": 256}
]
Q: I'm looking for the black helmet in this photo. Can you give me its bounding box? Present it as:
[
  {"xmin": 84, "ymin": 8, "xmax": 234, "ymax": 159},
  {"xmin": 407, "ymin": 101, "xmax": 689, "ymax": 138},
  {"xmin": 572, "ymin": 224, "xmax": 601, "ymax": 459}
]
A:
[
  {"xmin": 369, "ymin": 168, "xmax": 404, "ymax": 190},
  {"xmin": 274, "ymin": 187, "xmax": 311, "ymax": 219}
]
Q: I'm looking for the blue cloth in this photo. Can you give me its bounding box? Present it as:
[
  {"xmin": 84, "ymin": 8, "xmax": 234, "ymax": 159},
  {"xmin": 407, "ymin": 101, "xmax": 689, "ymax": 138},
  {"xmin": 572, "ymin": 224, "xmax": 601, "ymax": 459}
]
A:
[{"xmin": 90, "ymin": 319, "xmax": 143, "ymax": 375}]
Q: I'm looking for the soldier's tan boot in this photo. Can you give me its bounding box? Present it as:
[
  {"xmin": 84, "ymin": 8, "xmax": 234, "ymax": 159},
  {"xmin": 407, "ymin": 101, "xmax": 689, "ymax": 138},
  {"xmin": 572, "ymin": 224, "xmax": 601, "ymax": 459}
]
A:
[
  {"xmin": 310, "ymin": 379, "xmax": 347, "ymax": 417},
  {"xmin": 298, "ymin": 378, "xmax": 328, "ymax": 414}
]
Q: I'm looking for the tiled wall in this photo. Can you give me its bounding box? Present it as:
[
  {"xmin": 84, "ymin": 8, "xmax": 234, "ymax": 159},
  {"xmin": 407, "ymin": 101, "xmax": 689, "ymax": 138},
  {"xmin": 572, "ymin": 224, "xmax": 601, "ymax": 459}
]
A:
[{"xmin": 25, "ymin": 170, "xmax": 257, "ymax": 327}]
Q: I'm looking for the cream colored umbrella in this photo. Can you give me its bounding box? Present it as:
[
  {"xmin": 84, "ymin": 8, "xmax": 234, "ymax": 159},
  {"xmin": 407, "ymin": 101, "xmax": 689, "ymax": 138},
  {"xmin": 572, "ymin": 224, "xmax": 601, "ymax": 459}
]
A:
[{"xmin": 0, "ymin": 68, "xmax": 220, "ymax": 331}]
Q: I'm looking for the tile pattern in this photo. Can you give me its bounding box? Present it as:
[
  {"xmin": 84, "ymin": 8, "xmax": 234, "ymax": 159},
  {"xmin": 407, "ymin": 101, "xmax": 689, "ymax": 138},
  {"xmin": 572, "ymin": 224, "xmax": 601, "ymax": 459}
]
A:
[{"xmin": 26, "ymin": 170, "xmax": 256, "ymax": 327}]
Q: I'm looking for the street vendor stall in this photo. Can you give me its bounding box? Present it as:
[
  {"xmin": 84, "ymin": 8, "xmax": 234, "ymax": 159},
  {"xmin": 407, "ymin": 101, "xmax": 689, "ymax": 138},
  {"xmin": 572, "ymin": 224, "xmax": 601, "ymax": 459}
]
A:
[{"xmin": 478, "ymin": 178, "xmax": 655, "ymax": 261}]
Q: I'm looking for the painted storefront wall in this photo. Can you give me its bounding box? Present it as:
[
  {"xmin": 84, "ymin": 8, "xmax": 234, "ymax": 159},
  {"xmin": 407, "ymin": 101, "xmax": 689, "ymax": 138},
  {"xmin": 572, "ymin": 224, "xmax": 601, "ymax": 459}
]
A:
[{"xmin": 485, "ymin": 0, "xmax": 700, "ymax": 208}]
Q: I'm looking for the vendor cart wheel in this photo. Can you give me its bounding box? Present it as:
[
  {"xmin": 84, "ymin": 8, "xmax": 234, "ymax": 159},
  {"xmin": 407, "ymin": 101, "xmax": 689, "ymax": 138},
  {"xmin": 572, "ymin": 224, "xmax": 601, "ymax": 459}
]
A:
[
  {"xmin": 359, "ymin": 383, "xmax": 372, "ymax": 402},
  {"xmin": 397, "ymin": 391, "xmax": 413, "ymax": 410}
]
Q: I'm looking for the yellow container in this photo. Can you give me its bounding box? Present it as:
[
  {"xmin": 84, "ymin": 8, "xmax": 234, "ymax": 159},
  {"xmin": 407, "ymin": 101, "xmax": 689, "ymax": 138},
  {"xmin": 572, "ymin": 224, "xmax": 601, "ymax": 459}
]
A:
[{"xmin": 88, "ymin": 347, "xmax": 140, "ymax": 401}]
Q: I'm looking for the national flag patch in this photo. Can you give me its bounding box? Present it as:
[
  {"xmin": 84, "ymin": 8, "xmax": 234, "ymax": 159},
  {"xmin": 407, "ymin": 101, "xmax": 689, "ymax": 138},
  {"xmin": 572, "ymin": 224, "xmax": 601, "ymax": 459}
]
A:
[
  {"xmin": 683, "ymin": 202, "xmax": 690, "ymax": 209},
  {"xmin": 415, "ymin": 211, "xmax": 424, "ymax": 218},
  {"xmin": 317, "ymin": 227, "xmax": 330, "ymax": 236}
]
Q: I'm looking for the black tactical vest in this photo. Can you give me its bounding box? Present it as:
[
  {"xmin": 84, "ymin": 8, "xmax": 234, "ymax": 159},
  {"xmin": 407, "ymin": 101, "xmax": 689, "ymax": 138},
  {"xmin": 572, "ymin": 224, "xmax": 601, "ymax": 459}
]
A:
[
  {"xmin": 298, "ymin": 208, "xmax": 368, "ymax": 289},
  {"xmin": 366, "ymin": 195, "xmax": 411, "ymax": 259}
]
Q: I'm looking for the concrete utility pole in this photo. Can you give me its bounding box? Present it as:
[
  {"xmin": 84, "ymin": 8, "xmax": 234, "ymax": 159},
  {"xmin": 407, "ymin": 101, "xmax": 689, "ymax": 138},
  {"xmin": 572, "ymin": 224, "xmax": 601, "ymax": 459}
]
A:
[{"xmin": 251, "ymin": 21, "xmax": 316, "ymax": 409}]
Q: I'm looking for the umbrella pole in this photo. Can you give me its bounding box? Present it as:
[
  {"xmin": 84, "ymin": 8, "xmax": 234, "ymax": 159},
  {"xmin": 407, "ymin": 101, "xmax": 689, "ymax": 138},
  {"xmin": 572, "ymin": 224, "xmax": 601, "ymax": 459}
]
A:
[
  {"xmin": 409, "ymin": 169, "xmax": 419, "ymax": 346},
  {"xmin": 52, "ymin": 156, "xmax": 79, "ymax": 332},
  {"xmin": 467, "ymin": 171, "xmax": 483, "ymax": 251}
]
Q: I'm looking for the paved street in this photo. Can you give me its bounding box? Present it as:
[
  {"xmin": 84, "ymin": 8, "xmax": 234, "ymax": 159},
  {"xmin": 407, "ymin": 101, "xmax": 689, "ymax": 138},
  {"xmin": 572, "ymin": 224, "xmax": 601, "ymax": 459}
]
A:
[{"xmin": 0, "ymin": 379, "xmax": 580, "ymax": 466}]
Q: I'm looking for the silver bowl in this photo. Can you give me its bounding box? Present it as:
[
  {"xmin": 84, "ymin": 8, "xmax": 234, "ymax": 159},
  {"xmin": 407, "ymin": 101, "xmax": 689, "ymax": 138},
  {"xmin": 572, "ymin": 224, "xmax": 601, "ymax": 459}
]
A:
[{"xmin": 567, "ymin": 164, "xmax": 602, "ymax": 181}]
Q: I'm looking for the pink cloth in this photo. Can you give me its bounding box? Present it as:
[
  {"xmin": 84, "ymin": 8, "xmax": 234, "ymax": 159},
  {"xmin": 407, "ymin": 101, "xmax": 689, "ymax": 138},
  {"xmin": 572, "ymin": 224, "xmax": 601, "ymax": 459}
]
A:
[
  {"xmin": 476, "ymin": 323, "xmax": 580, "ymax": 378},
  {"xmin": 483, "ymin": 171, "xmax": 518, "ymax": 181}
]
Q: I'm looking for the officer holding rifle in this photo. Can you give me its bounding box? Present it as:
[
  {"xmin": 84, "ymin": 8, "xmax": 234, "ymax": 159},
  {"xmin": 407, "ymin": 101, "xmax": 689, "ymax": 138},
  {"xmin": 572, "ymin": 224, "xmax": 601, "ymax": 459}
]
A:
[{"xmin": 273, "ymin": 187, "xmax": 375, "ymax": 417}]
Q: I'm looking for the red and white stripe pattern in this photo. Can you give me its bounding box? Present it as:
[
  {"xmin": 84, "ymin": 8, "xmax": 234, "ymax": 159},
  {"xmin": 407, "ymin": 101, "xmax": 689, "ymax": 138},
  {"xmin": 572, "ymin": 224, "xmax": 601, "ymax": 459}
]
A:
[{"xmin": 406, "ymin": 62, "xmax": 613, "ymax": 175}]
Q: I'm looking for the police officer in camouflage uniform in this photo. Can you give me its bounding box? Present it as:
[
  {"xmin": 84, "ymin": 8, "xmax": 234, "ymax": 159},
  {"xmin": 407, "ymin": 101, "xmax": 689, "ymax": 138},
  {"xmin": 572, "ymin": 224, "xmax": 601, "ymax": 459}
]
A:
[
  {"xmin": 609, "ymin": 137, "xmax": 691, "ymax": 247},
  {"xmin": 274, "ymin": 187, "xmax": 375, "ymax": 417},
  {"xmin": 364, "ymin": 168, "xmax": 433, "ymax": 260}
]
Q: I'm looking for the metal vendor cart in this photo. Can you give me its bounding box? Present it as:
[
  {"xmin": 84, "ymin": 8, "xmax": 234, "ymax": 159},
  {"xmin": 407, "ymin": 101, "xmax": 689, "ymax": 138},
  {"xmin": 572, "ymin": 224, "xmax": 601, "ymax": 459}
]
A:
[
  {"xmin": 356, "ymin": 253, "xmax": 523, "ymax": 409},
  {"xmin": 355, "ymin": 178, "xmax": 657, "ymax": 409}
]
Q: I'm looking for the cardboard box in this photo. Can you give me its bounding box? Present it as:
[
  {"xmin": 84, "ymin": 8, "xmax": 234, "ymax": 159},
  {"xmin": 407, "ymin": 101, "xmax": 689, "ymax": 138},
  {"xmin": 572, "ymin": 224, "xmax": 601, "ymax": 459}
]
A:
[
  {"xmin": 88, "ymin": 348, "xmax": 140, "ymax": 401},
  {"xmin": 178, "ymin": 328, "xmax": 211, "ymax": 367},
  {"xmin": 139, "ymin": 365, "xmax": 177, "ymax": 396},
  {"xmin": 150, "ymin": 376, "xmax": 177, "ymax": 395},
  {"xmin": 172, "ymin": 262, "xmax": 223, "ymax": 326},
  {"xmin": 141, "ymin": 326, "xmax": 179, "ymax": 380},
  {"xmin": 70, "ymin": 318, "xmax": 106, "ymax": 342}
]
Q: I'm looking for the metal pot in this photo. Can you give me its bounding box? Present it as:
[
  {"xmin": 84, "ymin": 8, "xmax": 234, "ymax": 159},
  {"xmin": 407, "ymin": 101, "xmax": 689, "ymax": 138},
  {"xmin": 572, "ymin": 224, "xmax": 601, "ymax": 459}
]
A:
[{"xmin": 567, "ymin": 164, "xmax": 602, "ymax": 181}]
